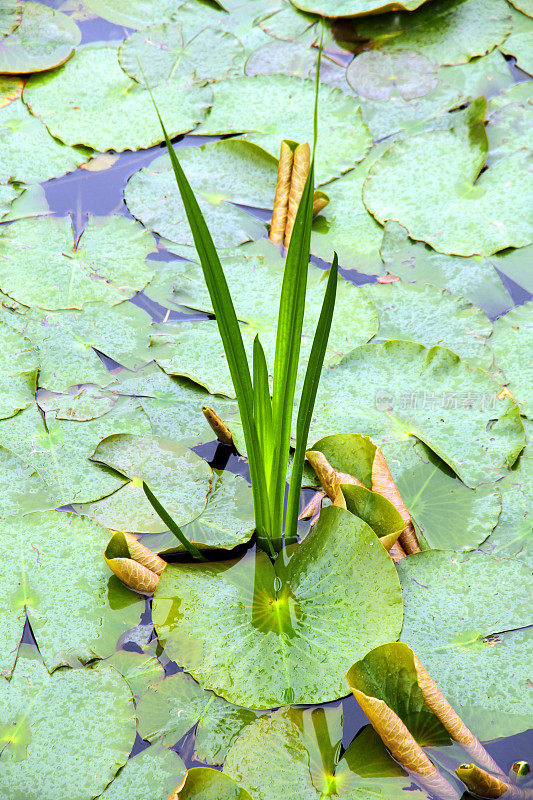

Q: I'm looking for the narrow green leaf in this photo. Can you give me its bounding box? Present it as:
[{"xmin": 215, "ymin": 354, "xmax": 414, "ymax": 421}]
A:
[
  {"xmin": 142, "ymin": 481, "xmax": 207, "ymax": 561},
  {"xmin": 286, "ymin": 254, "xmax": 338, "ymax": 541},
  {"xmin": 252, "ymin": 334, "xmax": 273, "ymax": 479}
]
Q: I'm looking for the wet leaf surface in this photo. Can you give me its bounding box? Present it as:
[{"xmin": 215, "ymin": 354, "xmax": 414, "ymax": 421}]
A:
[
  {"xmin": 0, "ymin": 319, "xmax": 38, "ymax": 420},
  {"xmin": 97, "ymin": 744, "xmax": 186, "ymax": 800},
  {"xmin": 499, "ymin": 7, "xmax": 533, "ymax": 75},
  {"xmin": 490, "ymin": 301, "xmax": 532, "ymax": 416}
]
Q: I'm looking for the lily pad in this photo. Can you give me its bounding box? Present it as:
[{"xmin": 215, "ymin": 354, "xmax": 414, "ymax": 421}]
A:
[
  {"xmin": 0, "ymin": 648, "xmax": 136, "ymax": 800},
  {"xmin": 224, "ymin": 705, "xmax": 424, "ymax": 800},
  {"xmin": 379, "ymin": 221, "xmax": 514, "ymax": 319},
  {"xmin": 310, "ymin": 144, "xmax": 387, "ymax": 273},
  {"xmin": 398, "ymin": 550, "xmax": 533, "ymax": 719},
  {"xmin": 173, "ymin": 768, "xmax": 253, "ymax": 800},
  {"xmin": 150, "ymin": 241, "xmax": 378, "ymax": 397},
  {"xmin": 245, "ymin": 39, "xmax": 349, "ymax": 92},
  {"xmin": 197, "ymin": 74, "xmax": 372, "ymax": 184},
  {"xmin": 118, "ymin": 22, "xmax": 245, "ymax": 86},
  {"xmin": 381, "ymin": 439, "xmax": 502, "ymax": 551},
  {"xmin": 98, "ymin": 745, "xmax": 186, "ymax": 800},
  {"xmin": 24, "ymin": 301, "xmax": 153, "ymax": 392},
  {"xmin": 490, "ymin": 302, "xmax": 532, "ymax": 416},
  {"xmin": 0, "ymin": 398, "xmax": 151, "ymax": 506},
  {"xmin": 0, "ymin": 215, "xmax": 156, "ymax": 310},
  {"xmin": 351, "ymin": 0, "xmax": 512, "ymax": 66},
  {"xmin": 310, "ymin": 340, "xmax": 525, "ymax": 488},
  {"xmin": 363, "ymin": 281, "xmax": 493, "ymax": 369},
  {"xmin": 153, "ymin": 505, "xmax": 403, "ymax": 708},
  {"xmin": 0, "ymin": 98, "xmax": 91, "ymax": 184},
  {"xmin": 0, "ymin": 511, "xmax": 145, "ymax": 676},
  {"xmin": 0, "ymin": 0, "xmax": 21, "ymax": 36},
  {"xmin": 0, "ymin": 2, "xmax": 81, "ymax": 74},
  {"xmin": 85, "ymin": 433, "xmax": 211, "ymax": 532},
  {"xmin": 84, "ymin": 0, "xmax": 187, "ymax": 29},
  {"xmin": 37, "ymin": 385, "xmax": 118, "ymax": 421},
  {"xmin": 0, "ymin": 183, "xmax": 17, "ymax": 220},
  {"xmin": 500, "ymin": 8, "xmax": 533, "ymax": 74},
  {"xmin": 104, "ymin": 646, "xmax": 164, "ymax": 698},
  {"xmin": 348, "ymin": 50, "xmax": 439, "ymax": 102},
  {"xmin": 487, "ymin": 81, "xmax": 533, "ymax": 161},
  {"xmin": 0, "ymin": 318, "xmax": 38, "ymax": 420},
  {"xmin": 136, "ymin": 671, "xmax": 261, "ymax": 763},
  {"xmin": 0, "ymin": 445, "xmax": 55, "ymax": 517},
  {"xmin": 363, "ymin": 98, "xmax": 533, "ymax": 256},
  {"xmin": 23, "ymin": 43, "xmax": 211, "ymax": 152},
  {"xmin": 125, "ymin": 140, "xmax": 277, "ymax": 250},
  {"xmin": 290, "ymin": 0, "xmax": 430, "ymax": 16}
]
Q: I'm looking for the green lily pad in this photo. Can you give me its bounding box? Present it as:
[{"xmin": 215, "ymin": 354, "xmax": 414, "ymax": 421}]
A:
[
  {"xmin": 0, "ymin": 183, "xmax": 18, "ymax": 220},
  {"xmin": 0, "ymin": 215, "xmax": 156, "ymax": 310},
  {"xmin": 290, "ymin": 0, "xmax": 430, "ymax": 16},
  {"xmin": 490, "ymin": 244, "xmax": 533, "ymax": 296},
  {"xmin": 150, "ymin": 241, "xmax": 378, "ymax": 397},
  {"xmin": 0, "ymin": 318, "xmax": 38, "ymax": 420},
  {"xmin": 98, "ymin": 745, "xmax": 186, "ymax": 800},
  {"xmin": 0, "ymin": 511, "xmax": 145, "ymax": 676},
  {"xmin": 104, "ymin": 646, "xmax": 164, "ymax": 698},
  {"xmin": 111, "ymin": 361, "xmax": 238, "ymax": 442},
  {"xmin": 125, "ymin": 140, "xmax": 277, "ymax": 250},
  {"xmin": 379, "ymin": 221, "xmax": 514, "ymax": 319},
  {"xmin": 176, "ymin": 768, "xmax": 253, "ymax": 800},
  {"xmin": 0, "ymin": 0, "xmax": 21, "ymax": 36},
  {"xmin": 153, "ymin": 505, "xmax": 403, "ymax": 708},
  {"xmin": 363, "ymin": 281, "xmax": 493, "ymax": 369},
  {"xmin": 351, "ymin": 0, "xmax": 512, "ymax": 66},
  {"xmin": 224, "ymin": 705, "xmax": 423, "ymax": 800},
  {"xmin": 398, "ymin": 550, "xmax": 533, "ymax": 718},
  {"xmin": 0, "ymin": 2, "xmax": 81, "ymax": 74},
  {"xmin": 0, "ymin": 445, "xmax": 55, "ymax": 517},
  {"xmin": 490, "ymin": 302, "xmax": 532, "ymax": 417},
  {"xmin": 480, "ymin": 421, "xmax": 532, "ymax": 566},
  {"xmin": 84, "ymin": 0, "xmax": 187, "ymax": 28},
  {"xmin": 84, "ymin": 433, "xmax": 211, "ymax": 532},
  {"xmin": 197, "ymin": 74, "xmax": 372, "ymax": 184},
  {"xmin": 382, "ymin": 439, "xmax": 502, "ymax": 551},
  {"xmin": 0, "ymin": 398, "xmax": 150, "ymax": 506},
  {"xmin": 0, "ymin": 98, "xmax": 91, "ymax": 184},
  {"xmin": 509, "ymin": 0, "xmax": 533, "ymax": 13},
  {"xmin": 245, "ymin": 39, "xmax": 349, "ymax": 92},
  {"xmin": 24, "ymin": 301, "xmax": 153, "ymax": 392},
  {"xmin": 136, "ymin": 671, "xmax": 261, "ymax": 763},
  {"xmin": 310, "ymin": 340, "xmax": 525, "ymax": 488},
  {"xmin": 487, "ymin": 81, "xmax": 533, "ymax": 162},
  {"xmin": 118, "ymin": 22, "xmax": 246, "ymax": 86},
  {"xmin": 363, "ymin": 98, "xmax": 532, "ymax": 256},
  {"xmin": 37, "ymin": 385, "xmax": 118, "ymax": 421},
  {"xmin": 259, "ymin": 3, "xmax": 325, "ymax": 43},
  {"xmin": 310, "ymin": 143, "xmax": 387, "ymax": 273},
  {"xmin": 23, "ymin": 43, "xmax": 211, "ymax": 152},
  {"xmin": 349, "ymin": 50, "xmax": 439, "ymax": 102},
  {"xmin": 500, "ymin": 7, "xmax": 533, "ymax": 74},
  {"xmin": 0, "ymin": 648, "xmax": 136, "ymax": 800}
]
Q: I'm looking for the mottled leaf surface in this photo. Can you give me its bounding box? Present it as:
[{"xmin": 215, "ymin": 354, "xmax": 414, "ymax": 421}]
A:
[
  {"xmin": 0, "ymin": 319, "xmax": 38, "ymax": 419},
  {"xmin": 0, "ymin": 2, "xmax": 81, "ymax": 73},
  {"xmin": 499, "ymin": 8, "xmax": 533, "ymax": 74},
  {"xmin": 97, "ymin": 745, "xmax": 186, "ymax": 800},
  {"xmin": 490, "ymin": 301, "xmax": 532, "ymax": 416}
]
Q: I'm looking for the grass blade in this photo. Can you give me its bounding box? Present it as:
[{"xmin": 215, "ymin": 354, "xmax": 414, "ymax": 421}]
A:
[
  {"xmin": 252, "ymin": 334, "xmax": 273, "ymax": 477},
  {"xmin": 285, "ymin": 254, "xmax": 339, "ymax": 540},
  {"xmin": 142, "ymin": 481, "xmax": 207, "ymax": 561}
]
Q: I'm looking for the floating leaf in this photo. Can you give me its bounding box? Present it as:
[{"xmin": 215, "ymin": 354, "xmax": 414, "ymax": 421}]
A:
[
  {"xmin": 0, "ymin": 215, "xmax": 156, "ymax": 310},
  {"xmin": 168, "ymin": 768, "xmax": 253, "ymax": 800},
  {"xmin": 379, "ymin": 221, "xmax": 514, "ymax": 319},
  {"xmin": 0, "ymin": 445, "xmax": 55, "ymax": 517},
  {"xmin": 499, "ymin": 7, "xmax": 533, "ymax": 74},
  {"xmin": 0, "ymin": 1, "xmax": 81, "ymax": 74},
  {"xmin": 0, "ymin": 511, "xmax": 145, "ymax": 676},
  {"xmin": 0, "ymin": 318, "xmax": 38, "ymax": 420},
  {"xmin": 363, "ymin": 281, "xmax": 493, "ymax": 369},
  {"xmin": 245, "ymin": 38, "xmax": 349, "ymax": 92},
  {"xmin": 0, "ymin": 0, "xmax": 21, "ymax": 36},
  {"xmin": 224, "ymin": 705, "xmax": 426, "ymax": 800},
  {"xmin": 23, "ymin": 43, "xmax": 211, "ymax": 152},
  {"xmin": 104, "ymin": 646, "xmax": 164, "ymax": 698},
  {"xmin": 125, "ymin": 140, "xmax": 277, "ymax": 250},
  {"xmin": 490, "ymin": 302, "xmax": 532, "ymax": 417},
  {"xmin": 0, "ymin": 398, "xmax": 150, "ymax": 506},
  {"xmin": 509, "ymin": 0, "xmax": 533, "ymax": 13},
  {"xmin": 24, "ymin": 301, "xmax": 153, "ymax": 392},
  {"xmin": 153, "ymin": 505, "xmax": 402, "ymax": 708},
  {"xmin": 104, "ymin": 530, "xmax": 166, "ymax": 593},
  {"xmin": 349, "ymin": 0, "xmax": 512, "ymax": 66},
  {"xmin": 363, "ymin": 98, "xmax": 532, "ymax": 256},
  {"xmin": 349, "ymin": 50, "xmax": 439, "ymax": 102},
  {"xmin": 0, "ymin": 648, "xmax": 136, "ymax": 800},
  {"xmin": 311, "ymin": 340, "xmax": 525, "ymax": 488},
  {"xmin": 136, "ymin": 670, "xmax": 261, "ymax": 763},
  {"xmin": 84, "ymin": 0, "xmax": 187, "ymax": 28},
  {"xmin": 118, "ymin": 22, "xmax": 245, "ymax": 85},
  {"xmin": 290, "ymin": 0, "xmax": 430, "ymax": 15},
  {"xmin": 197, "ymin": 74, "xmax": 372, "ymax": 184},
  {"xmin": 37, "ymin": 385, "xmax": 118, "ymax": 421},
  {"xmin": 84, "ymin": 434, "xmax": 212, "ymax": 533},
  {"xmin": 398, "ymin": 551, "xmax": 533, "ymax": 719},
  {"xmin": 98, "ymin": 745, "xmax": 186, "ymax": 800},
  {"xmin": 487, "ymin": 81, "xmax": 533, "ymax": 162}
]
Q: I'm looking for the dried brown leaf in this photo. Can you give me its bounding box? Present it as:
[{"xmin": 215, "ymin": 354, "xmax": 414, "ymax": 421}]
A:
[
  {"xmin": 269, "ymin": 140, "xmax": 294, "ymax": 245},
  {"xmin": 284, "ymin": 142, "xmax": 310, "ymax": 248},
  {"xmin": 372, "ymin": 447, "xmax": 422, "ymax": 554}
]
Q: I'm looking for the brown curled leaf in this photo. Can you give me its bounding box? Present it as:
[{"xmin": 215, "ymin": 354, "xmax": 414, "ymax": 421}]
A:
[
  {"xmin": 202, "ymin": 405, "xmax": 234, "ymax": 446},
  {"xmin": 371, "ymin": 447, "xmax": 422, "ymax": 554},
  {"xmin": 269, "ymin": 140, "xmax": 294, "ymax": 245},
  {"xmin": 389, "ymin": 541, "xmax": 407, "ymax": 562},
  {"xmin": 299, "ymin": 490, "xmax": 326, "ymax": 520},
  {"xmin": 104, "ymin": 555, "xmax": 159, "ymax": 593},
  {"xmin": 455, "ymin": 764, "xmax": 509, "ymax": 798},
  {"xmin": 104, "ymin": 530, "xmax": 165, "ymax": 593},
  {"xmin": 312, "ymin": 189, "xmax": 329, "ymax": 217},
  {"xmin": 284, "ymin": 141, "xmax": 311, "ymax": 248},
  {"xmin": 306, "ymin": 449, "xmax": 363, "ymax": 509}
]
